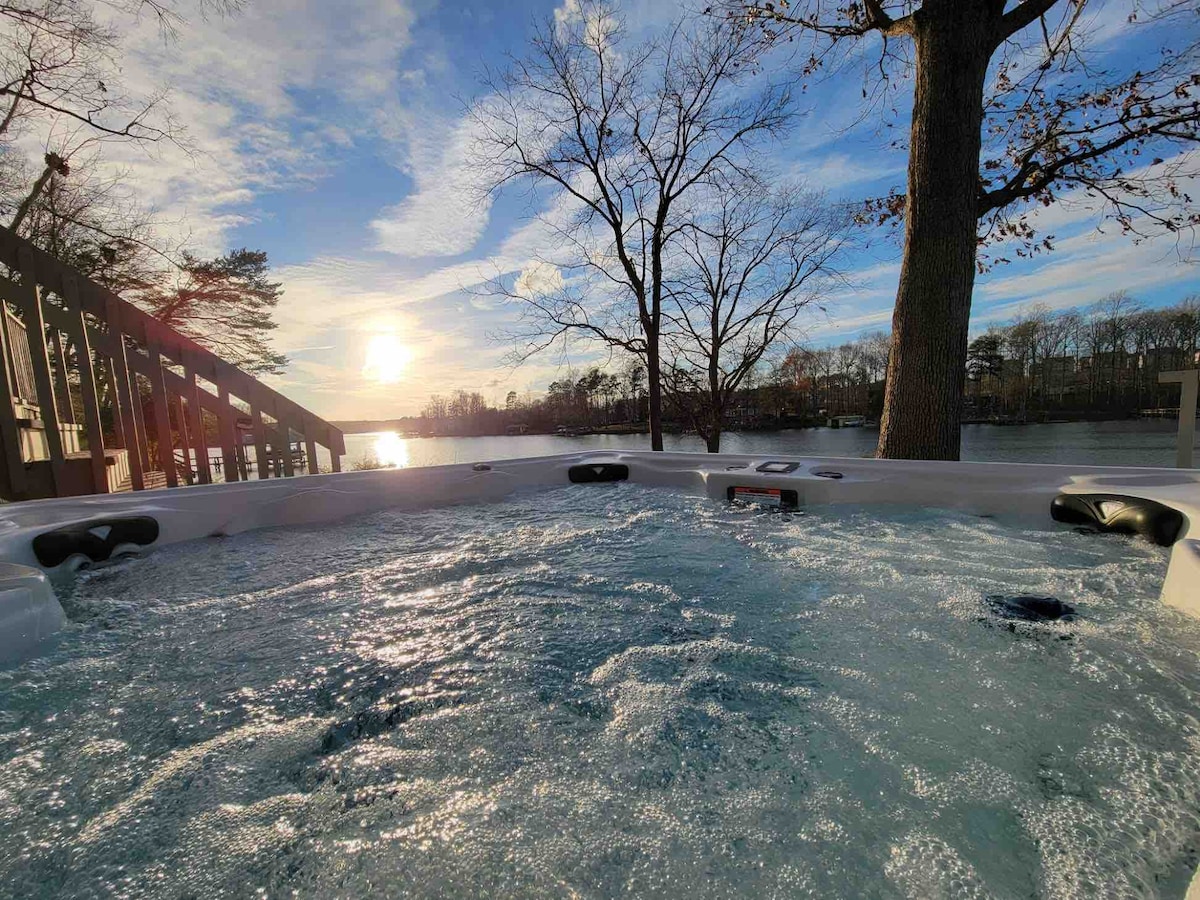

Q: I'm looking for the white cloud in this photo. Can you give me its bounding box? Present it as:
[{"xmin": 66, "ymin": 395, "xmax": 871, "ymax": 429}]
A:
[
  {"xmin": 369, "ymin": 114, "xmax": 494, "ymax": 258},
  {"xmin": 809, "ymin": 220, "xmax": 1198, "ymax": 346},
  {"xmin": 975, "ymin": 233, "xmax": 1198, "ymax": 321},
  {"xmin": 806, "ymin": 260, "xmax": 900, "ymax": 339},
  {"xmin": 554, "ymin": 0, "xmax": 618, "ymax": 47},
  {"xmin": 37, "ymin": 0, "xmax": 422, "ymax": 253},
  {"xmin": 554, "ymin": 0, "xmax": 583, "ymax": 37},
  {"xmin": 790, "ymin": 154, "xmax": 904, "ymax": 193}
]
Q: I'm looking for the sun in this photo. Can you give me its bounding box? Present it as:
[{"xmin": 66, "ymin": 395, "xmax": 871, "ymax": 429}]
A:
[{"xmin": 362, "ymin": 333, "xmax": 412, "ymax": 384}]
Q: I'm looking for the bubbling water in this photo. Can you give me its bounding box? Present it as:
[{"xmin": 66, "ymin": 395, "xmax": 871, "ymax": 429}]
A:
[{"xmin": 0, "ymin": 484, "xmax": 1195, "ymax": 898}]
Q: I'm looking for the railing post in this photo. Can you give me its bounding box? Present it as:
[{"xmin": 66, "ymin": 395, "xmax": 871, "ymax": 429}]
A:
[
  {"xmin": 103, "ymin": 359, "xmax": 125, "ymax": 449},
  {"xmin": 62, "ymin": 276, "xmax": 109, "ymax": 493},
  {"xmin": 249, "ymin": 402, "xmax": 268, "ymax": 480},
  {"xmin": 48, "ymin": 330, "xmax": 74, "ymax": 425},
  {"xmin": 174, "ymin": 395, "xmax": 193, "ymax": 485},
  {"xmin": 327, "ymin": 425, "xmax": 342, "ymax": 473},
  {"xmin": 278, "ymin": 418, "xmax": 295, "ymax": 477},
  {"xmin": 145, "ymin": 341, "xmax": 178, "ymax": 488},
  {"xmin": 0, "ymin": 307, "xmax": 26, "ymax": 499},
  {"xmin": 104, "ymin": 297, "xmax": 143, "ymax": 491},
  {"xmin": 0, "ymin": 309, "xmax": 17, "ymax": 407},
  {"xmin": 130, "ymin": 373, "xmax": 152, "ymax": 474},
  {"xmin": 15, "ymin": 247, "xmax": 65, "ymax": 491},
  {"xmin": 184, "ymin": 370, "xmax": 212, "ymax": 484},
  {"xmin": 304, "ymin": 430, "xmax": 319, "ymax": 475},
  {"xmin": 1159, "ymin": 370, "xmax": 1198, "ymax": 468},
  {"xmin": 217, "ymin": 384, "xmax": 239, "ymax": 482}
]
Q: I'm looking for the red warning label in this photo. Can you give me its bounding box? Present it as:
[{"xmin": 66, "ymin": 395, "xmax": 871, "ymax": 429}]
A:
[{"xmin": 732, "ymin": 487, "xmax": 783, "ymax": 507}]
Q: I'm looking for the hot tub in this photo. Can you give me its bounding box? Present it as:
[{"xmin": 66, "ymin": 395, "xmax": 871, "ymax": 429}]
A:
[
  {"xmin": 2, "ymin": 452, "xmax": 1197, "ymax": 648},
  {"xmin": 1, "ymin": 452, "xmax": 1198, "ymax": 897}
]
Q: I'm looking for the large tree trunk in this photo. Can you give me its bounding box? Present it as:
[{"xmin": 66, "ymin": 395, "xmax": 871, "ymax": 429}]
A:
[
  {"xmin": 646, "ymin": 235, "xmax": 666, "ymax": 452},
  {"xmin": 706, "ymin": 352, "xmax": 721, "ymax": 453},
  {"xmin": 877, "ymin": 6, "xmax": 993, "ymax": 460}
]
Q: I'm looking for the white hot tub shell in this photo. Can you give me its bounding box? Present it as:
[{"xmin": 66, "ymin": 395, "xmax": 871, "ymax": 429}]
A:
[{"xmin": 0, "ymin": 451, "xmax": 1197, "ymax": 663}]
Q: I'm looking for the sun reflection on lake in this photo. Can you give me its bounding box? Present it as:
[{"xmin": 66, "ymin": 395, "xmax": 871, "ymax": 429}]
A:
[{"xmin": 374, "ymin": 431, "xmax": 409, "ymax": 468}]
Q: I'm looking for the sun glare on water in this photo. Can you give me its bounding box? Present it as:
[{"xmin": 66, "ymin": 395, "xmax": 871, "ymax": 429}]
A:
[
  {"xmin": 374, "ymin": 432, "xmax": 410, "ymax": 468},
  {"xmin": 362, "ymin": 333, "xmax": 412, "ymax": 384}
]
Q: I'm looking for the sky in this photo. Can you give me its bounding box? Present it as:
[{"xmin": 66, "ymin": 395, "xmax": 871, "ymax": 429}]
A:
[{"xmin": 90, "ymin": 0, "xmax": 1200, "ymax": 420}]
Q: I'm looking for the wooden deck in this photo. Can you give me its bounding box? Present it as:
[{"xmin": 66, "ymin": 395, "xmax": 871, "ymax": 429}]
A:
[
  {"xmin": 0, "ymin": 226, "xmax": 344, "ymax": 500},
  {"xmin": 114, "ymin": 469, "xmax": 168, "ymax": 493}
]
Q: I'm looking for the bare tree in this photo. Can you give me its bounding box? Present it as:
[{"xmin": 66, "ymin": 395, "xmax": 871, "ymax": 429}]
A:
[
  {"xmin": 13, "ymin": 152, "xmax": 175, "ymax": 290},
  {"xmin": 861, "ymin": 330, "xmax": 890, "ymax": 384},
  {"xmin": 0, "ymin": 1, "xmax": 173, "ymax": 147},
  {"xmin": 474, "ymin": 1, "xmax": 792, "ymax": 450},
  {"xmin": 662, "ymin": 179, "xmax": 848, "ymax": 451},
  {"xmin": 0, "ymin": 1, "xmax": 195, "ymax": 230},
  {"xmin": 737, "ymin": 0, "xmax": 1200, "ymax": 459},
  {"xmin": 423, "ymin": 394, "xmax": 450, "ymax": 420},
  {"xmin": 1090, "ymin": 290, "xmax": 1142, "ymax": 404},
  {"xmin": 0, "ymin": 0, "xmax": 245, "ymax": 239}
]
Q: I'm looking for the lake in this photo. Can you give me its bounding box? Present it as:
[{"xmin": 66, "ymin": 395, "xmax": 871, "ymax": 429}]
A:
[{"xmin": 327, "ymin": 419, "xmax": 1194, "ymax": 471}]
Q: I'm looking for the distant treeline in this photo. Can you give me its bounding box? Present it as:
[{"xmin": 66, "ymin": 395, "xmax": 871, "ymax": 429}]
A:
[
  {"xmin": 756, "ymin": 293, "xmax": 1200, "ymax": 423},
  {"xmin": 962, "ymin": 293, "xmax": 1200, "ymax": 418},
  {"xmin": 336, "ymin": 363, "xmax": 651, "ymax": 436},
  {"xmin": 337, "ymin": 293, "xmax": 1200, "ymax": 437}
]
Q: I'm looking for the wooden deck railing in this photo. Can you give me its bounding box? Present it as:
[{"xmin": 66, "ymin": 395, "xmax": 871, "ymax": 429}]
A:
[{"xmin": 0, "ymin": 226, "xmax": 344, "ymax": 500}]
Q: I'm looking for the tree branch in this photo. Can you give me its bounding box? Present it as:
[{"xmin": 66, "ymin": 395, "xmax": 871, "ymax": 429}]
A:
[{"xmin": 994, "ymin": 0, "xmax": 1065, "ymax": 45}]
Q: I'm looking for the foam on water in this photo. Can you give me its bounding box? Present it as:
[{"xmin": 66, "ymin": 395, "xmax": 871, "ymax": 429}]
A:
[{"xmin": 1, "ymin": 484, "xmax": 1197, "ymax": 898}]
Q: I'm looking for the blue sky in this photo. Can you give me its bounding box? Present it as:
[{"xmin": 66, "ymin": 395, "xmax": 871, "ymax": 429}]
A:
[{"xmin": 101, "ymin": 0, "xmax": 1199, "ymax": 419}]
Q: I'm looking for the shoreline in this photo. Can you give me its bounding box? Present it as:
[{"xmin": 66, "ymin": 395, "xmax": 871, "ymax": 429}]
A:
[{"xmin": 334, "ymin": 417, "xmax": 1179, "ymax": 439}]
